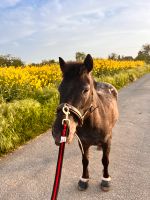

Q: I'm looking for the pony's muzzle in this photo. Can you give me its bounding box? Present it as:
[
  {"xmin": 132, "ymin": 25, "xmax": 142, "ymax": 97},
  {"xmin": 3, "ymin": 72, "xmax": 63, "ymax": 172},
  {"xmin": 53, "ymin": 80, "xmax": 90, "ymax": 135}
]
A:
[
  {"xmin": 52, "ymin": 127, "xmax": 61, "ymax": 146},
  {"xmin": 52, "ymin": 107, "xmax": 78, "ymax": 145},
  {"xmin": 55, "ymin": 141, "xmax": 60, "ymax": 146}
]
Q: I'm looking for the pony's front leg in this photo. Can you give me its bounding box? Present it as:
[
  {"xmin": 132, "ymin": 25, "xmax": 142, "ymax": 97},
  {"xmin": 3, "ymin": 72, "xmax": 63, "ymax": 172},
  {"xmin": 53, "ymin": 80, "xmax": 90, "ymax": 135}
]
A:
[
  {"xmin": 78, "ymin": 143, "xmax": 90, "ymax": 191},
  {"xmin": 101, "ymin": 139, "xmax": 111, "ymax": 191}
]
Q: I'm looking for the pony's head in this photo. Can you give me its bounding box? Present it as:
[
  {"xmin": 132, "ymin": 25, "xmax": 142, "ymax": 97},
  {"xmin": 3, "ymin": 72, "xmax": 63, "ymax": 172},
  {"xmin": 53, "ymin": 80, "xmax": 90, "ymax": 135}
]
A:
[{"xmin": 52, "ymin": 54, "xmax": 94, "ymax": 145}]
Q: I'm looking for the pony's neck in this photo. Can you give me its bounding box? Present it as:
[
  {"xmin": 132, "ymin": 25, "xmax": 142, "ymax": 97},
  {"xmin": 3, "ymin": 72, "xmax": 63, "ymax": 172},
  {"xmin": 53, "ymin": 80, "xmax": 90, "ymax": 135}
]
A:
[
  {"xmin": 83, "ymin": 78, "xmax": 100, "ymax": 120},
  {"xmin": 84, "ymin": 80, "xmax": 102, "ymax": 127},
  {"xmin": 92, "ymin": 87, "xmax": 99, "ymax": 108},
  {"xmin": 91, "ymin": 78, "xmax": 99, "ymax": 107}
]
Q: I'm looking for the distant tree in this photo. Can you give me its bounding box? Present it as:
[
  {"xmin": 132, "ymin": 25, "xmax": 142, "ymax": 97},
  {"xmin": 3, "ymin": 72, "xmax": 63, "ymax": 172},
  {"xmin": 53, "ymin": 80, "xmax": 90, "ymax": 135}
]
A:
[
  {"xmin": 76, "ymin": 52, "xmax": 86, "ymax": 62},
  {"xmin": 135, "ymin": 44, "xmax": 150, "ymax": 63},
  {"xmin": 29, "ymin": 63, "xmax": 37, "ymax": 66},
  {"xmin": 11, "ymin": 57, "xmax": 24, "ymax": 67},
  {"xmin": 41, "ymin": 59, "xmax": 56, "ymax": 65},
  {"xmin": 0, "ymin": 54, "xmax": 24, "ymax": 67},
  {"xmin": 108, "ymin": 53, "xmax": 134, "ymax": 61},
  {"xmin": 121, "ymin": 56, "xmax": 134, "ymax": 61},
  {"xmin": 28, "ymin": 59, "xmax": 57, "ymax": 67},
  {"xmin": 118, "ymin": 55, "xmax": 121, "ymax": 60},
  {"xmin": 108, "ymin": 53, "xmax": 119, "ymax": 60}
]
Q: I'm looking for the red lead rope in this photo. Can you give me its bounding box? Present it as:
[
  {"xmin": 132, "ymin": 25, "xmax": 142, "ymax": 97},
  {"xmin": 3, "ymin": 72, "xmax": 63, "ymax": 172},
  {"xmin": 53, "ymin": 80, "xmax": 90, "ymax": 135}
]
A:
[{"xmin": 51, "ymin": 123, "xmax": 68, "ymax": 200}]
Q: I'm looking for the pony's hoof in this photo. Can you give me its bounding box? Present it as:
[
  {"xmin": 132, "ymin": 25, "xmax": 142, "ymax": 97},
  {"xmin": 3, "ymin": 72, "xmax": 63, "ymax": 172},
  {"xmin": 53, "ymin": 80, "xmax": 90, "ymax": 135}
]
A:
[
  {"xmin": 78, "ymin": 180, "xmax": 89, "ymax": 191},
  {"xmin": 100, "ymin": 177, "xmax": 111, "ymax": 192}
]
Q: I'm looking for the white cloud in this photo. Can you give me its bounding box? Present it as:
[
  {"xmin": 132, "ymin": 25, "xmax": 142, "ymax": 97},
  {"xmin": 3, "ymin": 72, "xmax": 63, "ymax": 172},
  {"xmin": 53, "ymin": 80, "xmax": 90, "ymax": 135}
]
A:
[
  {"xmin": 0, "ymin": 0, "xmax": 22, "ymax": 8},
  {"xmin": 0, "ymin": 5, "xmax": 36, "ymax": 44},
  {"xmin": 0, "ymin": 0, "xmax": 150, "ymax": 62}
]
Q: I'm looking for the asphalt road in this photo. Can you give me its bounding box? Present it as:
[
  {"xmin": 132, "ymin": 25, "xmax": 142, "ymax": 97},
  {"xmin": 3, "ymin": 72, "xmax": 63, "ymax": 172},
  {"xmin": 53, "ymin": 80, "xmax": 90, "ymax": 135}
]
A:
[{"xmin": 0, "ymin": 74, "xmax": 150, "ymax": 200}]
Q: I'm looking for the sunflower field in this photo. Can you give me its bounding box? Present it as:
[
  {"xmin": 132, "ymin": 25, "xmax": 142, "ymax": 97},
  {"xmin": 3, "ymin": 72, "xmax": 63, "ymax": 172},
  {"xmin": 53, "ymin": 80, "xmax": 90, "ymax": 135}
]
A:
[{"xmin": 0, "ymin": 59, "xmax": 149, "ymax": 155}]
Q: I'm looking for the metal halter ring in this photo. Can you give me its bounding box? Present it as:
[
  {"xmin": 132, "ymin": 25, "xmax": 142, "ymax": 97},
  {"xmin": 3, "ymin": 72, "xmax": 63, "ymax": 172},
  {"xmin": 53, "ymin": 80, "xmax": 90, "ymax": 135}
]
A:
[{"xmin": 62, "ymin": 104, "xmax": 70, "ymax": 125}]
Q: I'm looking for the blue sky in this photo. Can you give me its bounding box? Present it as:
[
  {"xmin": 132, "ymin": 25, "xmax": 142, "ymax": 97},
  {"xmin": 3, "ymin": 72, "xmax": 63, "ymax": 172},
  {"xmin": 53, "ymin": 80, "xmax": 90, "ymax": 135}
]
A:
[{"xmin": 0, "ymin": 0, "xmax": 150, "ymax": 63}]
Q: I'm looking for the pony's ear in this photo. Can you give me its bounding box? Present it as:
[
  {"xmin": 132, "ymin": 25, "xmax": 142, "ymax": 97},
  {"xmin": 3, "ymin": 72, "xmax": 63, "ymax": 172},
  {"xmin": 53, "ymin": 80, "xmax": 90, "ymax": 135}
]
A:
[
  {"xmin": 59, "ymin": 57, "xmax": 66, "ymax": 73},
  {"xmin": 84, "ymin": 54, "xmax": 93, "ymax": 72}
]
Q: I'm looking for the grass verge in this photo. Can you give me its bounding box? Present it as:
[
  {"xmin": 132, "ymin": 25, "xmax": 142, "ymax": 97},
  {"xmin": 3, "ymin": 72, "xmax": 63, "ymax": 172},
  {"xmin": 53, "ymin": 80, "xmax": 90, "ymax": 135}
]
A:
[{"xmin": 0, "ymin": 92, "xmax": 58, "ymax": 156}]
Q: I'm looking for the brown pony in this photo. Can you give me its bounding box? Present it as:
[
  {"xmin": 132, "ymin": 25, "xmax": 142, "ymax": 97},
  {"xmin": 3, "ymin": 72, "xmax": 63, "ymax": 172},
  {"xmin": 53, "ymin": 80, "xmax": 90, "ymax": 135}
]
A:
[{"xmin": 52, "ymin": 54, "xmax": 119, "ymax": 191}]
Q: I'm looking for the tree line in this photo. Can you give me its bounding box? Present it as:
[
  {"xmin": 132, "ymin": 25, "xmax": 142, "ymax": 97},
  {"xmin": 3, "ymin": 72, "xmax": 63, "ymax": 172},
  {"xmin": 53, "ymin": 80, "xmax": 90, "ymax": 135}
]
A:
[
  {"xmin": 76, "ymin": 44, "xmax": 150, "ymax": 63},
  {"xmin": 0, "ymin": 54, "xmax": 24, "ymax": 67},
  {"xmin": 0, "ymin": 44, "xmax": 150, "ymax": 67}
]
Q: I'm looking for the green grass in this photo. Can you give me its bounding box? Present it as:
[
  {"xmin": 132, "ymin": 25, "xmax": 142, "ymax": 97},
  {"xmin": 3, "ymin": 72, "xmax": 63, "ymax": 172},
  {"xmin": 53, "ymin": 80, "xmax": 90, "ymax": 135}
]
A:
[
  {"xmin": 0, "ymin": 91, "xmax": 59, "ymax": 156},
  {"xmin": 96, "ymin": 65, "xmax": 150, "ymax": 89},
  {"xmin": 0, "ymin": 65, "xmax": 150, "ymax": 156}
]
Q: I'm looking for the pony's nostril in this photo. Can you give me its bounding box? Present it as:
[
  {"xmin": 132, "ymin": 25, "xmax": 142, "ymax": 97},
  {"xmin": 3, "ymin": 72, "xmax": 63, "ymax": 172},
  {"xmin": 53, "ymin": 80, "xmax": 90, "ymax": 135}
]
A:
[
  {"xmin": 52, "ymin": 130, "xmax": 61, "ymax": 144},
  {"xmin": 55, "ymin": 141, "xmax": 60, "ymax": 146}
]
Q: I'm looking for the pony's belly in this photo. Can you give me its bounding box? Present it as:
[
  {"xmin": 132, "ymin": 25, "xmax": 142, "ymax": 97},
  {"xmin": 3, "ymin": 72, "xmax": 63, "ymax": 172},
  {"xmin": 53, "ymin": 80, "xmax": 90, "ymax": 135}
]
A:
[{"xmin": 77, "ymin": 131, "xmax": 105, "ymax": 146}]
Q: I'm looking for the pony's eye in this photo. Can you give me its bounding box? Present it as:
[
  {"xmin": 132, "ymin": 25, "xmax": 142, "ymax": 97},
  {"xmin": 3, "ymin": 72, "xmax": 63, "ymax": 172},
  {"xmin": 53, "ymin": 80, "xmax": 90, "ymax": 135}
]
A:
[{"xmin": 82, "ymin": 87, "xmax": 90, "ymax": 94}]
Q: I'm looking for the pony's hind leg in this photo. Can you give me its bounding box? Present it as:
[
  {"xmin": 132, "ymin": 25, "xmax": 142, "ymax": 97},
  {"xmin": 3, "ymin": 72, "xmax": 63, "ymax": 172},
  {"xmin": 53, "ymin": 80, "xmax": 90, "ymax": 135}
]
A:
[
  {"xmin": 101, "ymin": 139, "xmax": 111, "ymax": 191},
  {"xmin": 78, "ymin": 143, "xmax": 90, "ymax": 191}
]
